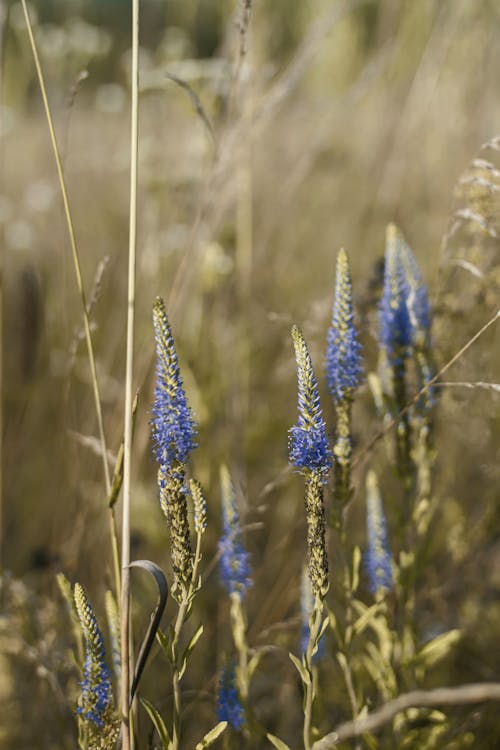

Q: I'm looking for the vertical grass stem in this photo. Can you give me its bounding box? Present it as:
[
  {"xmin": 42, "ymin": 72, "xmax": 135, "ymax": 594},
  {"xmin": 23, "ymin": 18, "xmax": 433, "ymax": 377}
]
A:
[
  {"xmin": 19, "ymin": 0, "xmax": 120, "ymax": 597},
  {"xmin": 120, "ymin": 0, "xmax": 140, "ymax": 746}
]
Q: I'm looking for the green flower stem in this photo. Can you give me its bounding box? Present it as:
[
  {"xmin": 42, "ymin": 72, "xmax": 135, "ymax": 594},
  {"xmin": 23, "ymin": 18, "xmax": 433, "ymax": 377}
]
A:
[
  {"xmin": 170, "ymin": 530, "xmax": 203, "ymax": 750},
  {"xmin": 303, "ymin": 598, "xmax": 323, "ymax": 750}
]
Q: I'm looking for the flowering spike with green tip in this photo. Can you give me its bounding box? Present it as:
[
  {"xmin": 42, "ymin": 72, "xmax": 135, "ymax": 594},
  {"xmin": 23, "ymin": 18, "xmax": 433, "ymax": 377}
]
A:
[
  {"xmin": 152, "ymin": 297, "xmax": 197, "ymax": 468},
  {"xmin": 378, "ymin": 225, "xmax": 412, "ymax": 480},
  {"xmin": 152, "ymin": 297, "xmax": 196, "ymax": 588},
  {"xmin": 289, "ymin": 326, "xmax": 331, "ymax": 477},
  {"xmin": 326, "ymin": 248, "xmax": 363, "ymax": 403},
  {"xmin": 379, "ymin": 224, "xmax": 412, "ymax": 361},
  {"xmin": 326, "ymin": 249, "xmax": 363, "ymax": 516},
  {"xmin": 74, "ymin": 583, "xmax": 115, "ymax": 732},
  {"xmin": 289, "ymin": 326, "xmax": 330, "ymax": 599}
]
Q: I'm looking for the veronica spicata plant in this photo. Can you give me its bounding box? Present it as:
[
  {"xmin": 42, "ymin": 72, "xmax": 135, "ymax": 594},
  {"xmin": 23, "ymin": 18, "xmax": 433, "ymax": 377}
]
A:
[
  {"xmin": 326, "ymin": 248, "xmax": 363, "ymax": 520},
  {"xmin": 287, "ymin": 325, "xmax": 331, "ymax": 750},
  {"xmin": 379, "ymin": 224, "xmax": 413, "ymax": 482},
  {"xmin": 152, "ymin": 296, "xmax": 197, "ymax": 591},
  {"xmin": 74, "ymin": 583, "xmax": 118, "ymax": 750}
]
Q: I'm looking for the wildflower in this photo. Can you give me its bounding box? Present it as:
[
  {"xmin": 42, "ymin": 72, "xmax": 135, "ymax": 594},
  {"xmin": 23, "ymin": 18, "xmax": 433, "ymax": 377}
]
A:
[
  {"xmin": 379, "ymin": 224, "xmax": 412, "ymax": 361},
  {"xmin": 365, "ymin": 472, "xmax": 393, "ymax": 595},
  {"xmin": 74, "ymin": 583, "xmax": 113, "ymax": 729},
  {"xmin": 152, "ymin": 297, "xmax": 196, "ymax": 587},
  {"xmin": 398, "ymin": 237, "xmax": 436, "ymax": 414},
  {"xmin": 326, "ymin": 248, "xmax": 363, "ymax": 403},
  {"xmin": 399, "ymin": 236, "xmax": 431, "ymax": 345},
  {"xmin": 289, "ymin": 326, "xmax": 331, "ymax": 477},
  {"xmin": 289, "ymin": 326, "xmax": 330, "ymax": 598},
  {"xmin": 378, "ymin": 225, "xmax": 413, "ymax": 480},
  {"xmin": 217, "ymin": 660, "xmax": 245, "ymax": 730},
  {"xmin": 152, "ymin": 297, "xmax": 197, "ymax": 468},
  {"xmin": 325, "ymin": 249, "xmax": 363, "ymax": 514},
  {"xmin": 219, "ymin": 466, "xmax": 251, "ymax": 599}
]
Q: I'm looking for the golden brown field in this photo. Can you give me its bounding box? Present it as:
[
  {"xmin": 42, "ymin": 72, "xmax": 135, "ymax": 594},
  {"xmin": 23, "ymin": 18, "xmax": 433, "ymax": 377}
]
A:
[{"xmin": 1, "ymin": 1, "xmax": 500, "ymax": 748}]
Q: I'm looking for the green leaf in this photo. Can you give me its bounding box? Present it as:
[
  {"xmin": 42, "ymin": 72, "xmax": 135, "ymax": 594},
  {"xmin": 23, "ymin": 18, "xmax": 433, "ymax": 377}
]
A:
[
  {"xmin": 289, "ymin": 652, "xmax": 311, "ymax": 685},
  {"xmin": 351, "ymin": 545, "xmax": 362, "ymax": 592},
  {"xmin": 415, "ymin": 629, "xmax": 461, "ymax": 670},
  {"xmin": 248, "ymin": 651, "xmax": 262, "ymax": 681},
  {"xmin": 353, "ymin": 602, "xmax": 381, "ymax": 638},
  {"xmin": 140, "ymin": 696, "xmax": 171, "ymax": 749},
  {"xmin": 195, "ymin": 721, "xmax": 228, "ymax": 749},
  {"xmin": 178, "ymin": 623, "xmax": 204, "ymax": 680},
  {"xmin": 267, "ymin": 733, "xmax": 292, "ymax": 750},
  {"xmin": 129, "ymin": 560, "xmax": 169, "ymax": 702}
]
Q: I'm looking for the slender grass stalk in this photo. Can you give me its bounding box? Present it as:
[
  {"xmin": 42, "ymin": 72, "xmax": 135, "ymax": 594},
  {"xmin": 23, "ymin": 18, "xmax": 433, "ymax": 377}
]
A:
[
  {"xmin": 0, "ymin": 1, "xmax": 5, "ymax": 570},
  {"xmin": 19, "ymin": 0, "xmax": 121, "ymax": 597},
  {"xmin": 120, "ymin": 0, "xmax": 140, "ymax": 745}
]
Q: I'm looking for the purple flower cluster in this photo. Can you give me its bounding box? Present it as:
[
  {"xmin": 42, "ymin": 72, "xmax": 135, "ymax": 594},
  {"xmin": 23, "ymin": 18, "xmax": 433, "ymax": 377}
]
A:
[
  {"xmin": 326, "ymin": 249, "xmax": 364, "ymax": 402},
  {"xmin": 152, "ymin": 297, "xmax": 197, "ymax": 469},
  {"xmin": 217, "ymin": 661, "xmax": 245, "ymax": 730}
]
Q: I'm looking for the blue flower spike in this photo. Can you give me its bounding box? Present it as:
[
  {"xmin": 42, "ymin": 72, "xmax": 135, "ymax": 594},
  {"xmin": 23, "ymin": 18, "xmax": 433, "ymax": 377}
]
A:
[
  {"xmin": 289, "ymin": 325, "xmax": 331, "ymax": 478},
  {"xmin": 152, "ymin": 297, "xmax": 197, "ymax": 469},
  {"xmin": 326, "ymin": 248, "xmax": 363, "ymax": 404},
  {"xmin": 219, "ymin": 465, "xmax": 251, "ymax": 600},
  {"xmin": 217, "ymin": 660, "xmax": 245, "ymax": 730},
  {"xmin": 326, "ymin": 249, "xmax": 364, "ymax": 514},
  {"xmin": 379, "ymin": 224, "xmax": 412, "ymax": 362},
  {"xmin": 365, "ymin": 471, "xmax": 393, "ymax": 597},
  {"xmin": 289, "ymin": 326, "xmax": 330, "ymax": 598},
  {"xmin": 378, "ymin": 225, "xmax": 413, "ymax": 480},
  {"xmin": 74, "ymin": 583, "xmax": 117, "ymax": 738},
  {"xmin": 398, "ymin": 234, "xmax": 436, "ymax": 416},
  {"xmin": 152, "ymin": 297, "xmax": 197, "ymax": 588}
]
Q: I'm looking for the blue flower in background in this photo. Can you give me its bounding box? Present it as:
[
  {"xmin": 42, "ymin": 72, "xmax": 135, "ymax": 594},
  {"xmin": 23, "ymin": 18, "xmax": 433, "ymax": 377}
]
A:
[
  {"xmin": 398, "ymin": 235, "xmax": 431, "ymax": 344},
  {"xmin": 365, "ymin": 471, "xmax": 393, "ymax": 595},
  {"xmin": 379, "ymin": 224, "xmax": 412, "ymax": 360},
  {"xmin": 217, "ymin": 660, "xmax": 245, "ymax": 730},
  {"xmin": 219, "ymin": 466, "xmax": 252, "ymax": 599},
  {"xmin": 152, "ymin": 297, "xmax": 197, "ymax": 469},
  {"xmin": 326, "ymin": 248, "xmax": 363, "ymax": 402}
]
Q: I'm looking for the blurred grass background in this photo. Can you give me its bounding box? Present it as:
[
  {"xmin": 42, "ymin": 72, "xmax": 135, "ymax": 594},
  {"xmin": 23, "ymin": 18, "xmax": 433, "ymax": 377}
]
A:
[{"xmin": 1, "ymin": 0, "xmax": 500, "ymax": 747}]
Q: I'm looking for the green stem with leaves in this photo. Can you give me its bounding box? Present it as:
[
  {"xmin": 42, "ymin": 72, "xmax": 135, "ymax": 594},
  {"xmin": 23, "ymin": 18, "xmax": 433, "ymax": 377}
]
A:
[{"xmin": 170, "ymin": 530, "xmax": 203, "ymax": 750}]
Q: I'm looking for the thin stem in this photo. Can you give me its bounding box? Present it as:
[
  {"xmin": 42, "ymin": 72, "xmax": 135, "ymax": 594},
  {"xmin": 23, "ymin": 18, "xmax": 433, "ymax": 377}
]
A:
[
  {"xmin": 0, "ymin": 0, "xmax": 4, "ymax": 571},
  {"xmin": 303, "ymin": 598, "xmax": 323, "ymax": 750},
  {"xmin": 20, "ymin": 0, "xmax": 120, "ymax": 597},
  {"xmin": 120, "ymin": 0, "xmax": 140, "ymax": 746},
  {"xmin": 170, "ymin": 531, "xmax": 203, "ymax": 750},
  {"xmin": 354, "ymin": 309, "xmax": 500, "ymax": 468}
]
